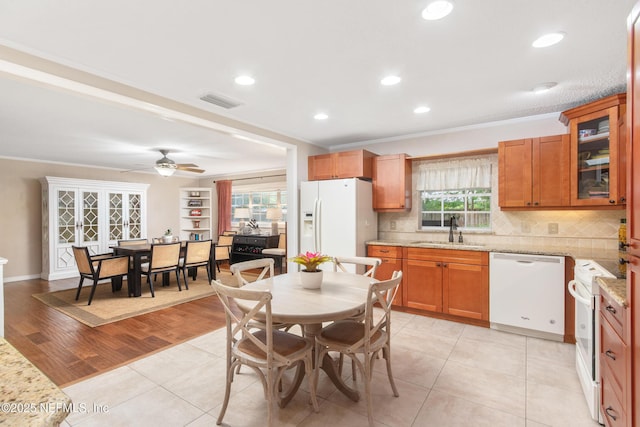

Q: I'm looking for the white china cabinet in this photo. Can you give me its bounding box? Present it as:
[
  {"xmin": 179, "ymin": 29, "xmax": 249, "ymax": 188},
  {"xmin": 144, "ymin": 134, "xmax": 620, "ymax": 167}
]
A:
[{"xmin": 40, "ymin": 176, "xmax": 149, "ymax": 280}]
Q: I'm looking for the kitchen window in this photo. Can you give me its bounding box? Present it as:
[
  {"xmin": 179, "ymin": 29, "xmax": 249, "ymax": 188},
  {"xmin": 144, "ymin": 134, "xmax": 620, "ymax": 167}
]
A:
[{"xmin": 417, "ymin": 157, "xmax": 492, "ymax": 231}]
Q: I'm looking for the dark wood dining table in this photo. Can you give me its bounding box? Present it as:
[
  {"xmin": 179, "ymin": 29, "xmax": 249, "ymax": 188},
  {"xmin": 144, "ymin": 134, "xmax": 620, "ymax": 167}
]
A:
[{"xmin": 111, "ymin": 242, "xmax": 216, "ymax": 297}]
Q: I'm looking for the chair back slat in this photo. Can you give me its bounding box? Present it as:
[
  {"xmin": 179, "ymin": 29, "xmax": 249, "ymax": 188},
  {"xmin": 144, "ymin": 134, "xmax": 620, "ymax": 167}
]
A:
[
  {"xmin": 98, "ymin": 256, "xmax": 129, "ymax": 278},
  {"xmin": 72, "ymin": 246, "xmax": 94, "ymax": 275},
  {"xmin": 333, "ymin": 256, "xmax": 381, "ymax": 277},
  {"xmin": 185, "ymin": 240, "xmax": 212, "ymax": 264},
  {"xmin": 149, "ymin": 242, "xmax": 181, "ymax": 270},
  {"xmin": 230, "ymin": 258, "xmax": 275, "ymax": 287},
  {"xmin": 117, "ymin": 238, "xmax": 148, "ymax": 246}
]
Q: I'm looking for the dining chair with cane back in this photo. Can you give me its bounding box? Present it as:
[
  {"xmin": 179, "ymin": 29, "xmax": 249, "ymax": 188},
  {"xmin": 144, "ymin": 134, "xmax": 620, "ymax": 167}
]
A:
[
  {"xmin": 117, "ymin": 238, "xmax": 149, "ymax": 265},
  {"xmin": 332, "ymin": 255, "xmax": 382, "ymax": 377},
  {"xmin": 179, "ymin": 239, "xmax": 213, "ymax": 287},
  {"xmin": 314, "ymin": 271, "xmax": 403, "ymax": 427},
  {"xmin": 72, "ymin": 246, "xmax": 130, "ymax": 305},
  {"xmin": 140, "ymin": 242, "xmax": 182, "ymax": 296},
  {"xmin": 212, "ymin": 280, "xmax": 319, "ymax": 426},
  {"xmin": 215, "ymin": 234, "xmax": 234, "ymax": 272}
]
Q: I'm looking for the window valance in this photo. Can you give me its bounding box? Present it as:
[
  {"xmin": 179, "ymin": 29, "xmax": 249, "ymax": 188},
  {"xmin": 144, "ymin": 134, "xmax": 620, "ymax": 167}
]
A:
[{"xmin": 417, "ymin": 157, "xmax": 492, "ymax": 191}]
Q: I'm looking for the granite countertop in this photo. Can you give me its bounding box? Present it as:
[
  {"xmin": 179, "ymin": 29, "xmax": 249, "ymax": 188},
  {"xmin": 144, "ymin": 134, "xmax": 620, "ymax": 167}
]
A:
[
  {"xmin": 367, "ymin": 239, "xmax": 620, "ymax": 261},
  {"xmin": 0, "ymin": 338, "xmax": 71, "ymax": 426},
  {"xmin": 597, "ymin": 277, "xmax": 628, "ymax": 308},
  {"xmin": 367, "ymin": 239, "xmax": 627, "ymax": 304}
]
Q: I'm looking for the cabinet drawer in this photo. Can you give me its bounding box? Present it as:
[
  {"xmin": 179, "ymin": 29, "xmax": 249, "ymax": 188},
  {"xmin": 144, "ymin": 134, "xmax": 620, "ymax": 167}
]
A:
[
  {"xmin": 368, "ymin": 245, "xmax": 402, "ymax": 259},
  {"xmin": 600, "ymin": 313, "xmax": 627, "ymax": 404},
  {"xmin": 601, "ymin": 363, "xmax": 627, "ymax": 427},
  {"xmin": 599, "ymin": 288, "xmax": 625, "ymax": 338},
  {"xmin": 405, "ymin": 247, "xmax": 488, "ymax": 265}
]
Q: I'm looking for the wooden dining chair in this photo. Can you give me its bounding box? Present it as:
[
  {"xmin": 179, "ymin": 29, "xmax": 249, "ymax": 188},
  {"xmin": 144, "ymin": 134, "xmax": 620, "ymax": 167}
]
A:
[
  {"xmin": 212, "ymin": 280, "xmax": 319, "ymax": 426},
  {"xmin": 140, "ymin": 242, "xmax": 182, "ymax": 296},
  {"xmin": 332, "ymin": 255, "xmax": 383, "ymax": 376},
  {"xmin": 215, "ymin": 235, "xmax": 234, "ymax": 272},
  {"xmin": 179, "ymin": 239, "xmax": 213, "ymax": 287},
  {"xmin": 314, "ymin": 271, "xmax": 403, "ymax": 427},
  {"xmin": 72, "ymin": 246, "xmax": 130, "ymax": 305}
]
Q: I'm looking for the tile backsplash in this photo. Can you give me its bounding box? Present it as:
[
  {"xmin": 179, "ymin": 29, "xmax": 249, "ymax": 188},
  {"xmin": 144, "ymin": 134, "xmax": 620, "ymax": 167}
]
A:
[{"xmin": 377, "ymin": 154, "xmax": 625, "ymax": 251}]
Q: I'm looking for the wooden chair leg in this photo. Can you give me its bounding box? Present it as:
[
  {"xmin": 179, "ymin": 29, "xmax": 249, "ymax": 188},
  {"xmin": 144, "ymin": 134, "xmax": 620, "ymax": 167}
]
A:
[
  {"xmin": 147, "ymin": 274, "xmax": 155, "ymax": 297},
  {"xmin": 74, "ymin": 277, "xmax": 85, "ymax": 301},
  {"xmin": 87, "ymin": 279, "xmax": 99, "ymax": 305},
  {"xmin": 175, "ymin": 270, "xmax": 182, "ymax": 291}
]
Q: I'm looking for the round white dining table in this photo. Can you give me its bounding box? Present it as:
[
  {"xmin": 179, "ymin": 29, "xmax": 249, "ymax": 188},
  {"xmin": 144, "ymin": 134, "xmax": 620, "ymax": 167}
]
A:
[{"xmin": 235, "ymin": 270, "xmax": 376, "ymax": 405}]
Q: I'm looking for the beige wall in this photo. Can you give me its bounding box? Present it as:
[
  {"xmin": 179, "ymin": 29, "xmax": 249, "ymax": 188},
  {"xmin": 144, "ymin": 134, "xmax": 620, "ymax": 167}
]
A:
[{"xmin": 0, "ymin": 158, "xmax": 201, "ymax": 280}]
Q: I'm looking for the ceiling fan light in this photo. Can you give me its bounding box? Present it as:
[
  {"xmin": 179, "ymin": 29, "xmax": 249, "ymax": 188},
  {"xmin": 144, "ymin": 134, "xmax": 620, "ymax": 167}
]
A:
[{"xmin": 155, "ymin": 165, "xmax": 176, "ymax": 177}]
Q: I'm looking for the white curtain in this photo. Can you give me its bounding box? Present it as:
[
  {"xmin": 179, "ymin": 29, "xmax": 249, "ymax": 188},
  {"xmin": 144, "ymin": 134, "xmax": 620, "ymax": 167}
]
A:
[{"xmin": 417, "ymin": 157, "xmax": 492, "ymax": 191}]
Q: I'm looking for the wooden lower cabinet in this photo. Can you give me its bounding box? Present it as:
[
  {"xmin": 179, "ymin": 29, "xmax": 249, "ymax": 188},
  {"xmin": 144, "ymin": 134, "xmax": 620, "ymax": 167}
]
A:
[
  {"xmin": 599, "ymin": 285, "xmax": 629, "ymax": 427},
  {"xmin": 402, "ymin": 247, "xmax": 489, "ymax": 322}
]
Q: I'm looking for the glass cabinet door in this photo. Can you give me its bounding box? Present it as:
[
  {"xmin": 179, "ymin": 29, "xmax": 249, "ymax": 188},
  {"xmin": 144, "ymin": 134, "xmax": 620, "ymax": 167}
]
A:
[{"xmin": 571, "ymin": 106, "xmax": 620, "ymax": 206}]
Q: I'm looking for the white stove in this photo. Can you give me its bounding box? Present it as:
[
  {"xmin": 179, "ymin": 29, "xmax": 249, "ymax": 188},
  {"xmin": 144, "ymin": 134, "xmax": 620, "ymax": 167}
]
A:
[{"xmin": 567, "ymin": 259, "xmax": 616, "ymax": 424}]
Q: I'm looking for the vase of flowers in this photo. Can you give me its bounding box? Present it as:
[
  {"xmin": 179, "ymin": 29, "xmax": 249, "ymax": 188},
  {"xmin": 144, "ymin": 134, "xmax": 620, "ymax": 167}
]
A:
[
  {"xmin": 162, "ymin": 229, "xmax": 173, "ymax": 243},
  {"xmin": 290, "ymin": 251, "xmax": 332, "ymax": 289}
]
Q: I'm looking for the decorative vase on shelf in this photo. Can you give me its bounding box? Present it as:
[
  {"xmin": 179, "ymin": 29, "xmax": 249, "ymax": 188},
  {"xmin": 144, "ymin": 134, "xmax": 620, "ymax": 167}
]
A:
[{"xmin": 300, "ymin": 270, "xmax": 323, "ymax": 289}]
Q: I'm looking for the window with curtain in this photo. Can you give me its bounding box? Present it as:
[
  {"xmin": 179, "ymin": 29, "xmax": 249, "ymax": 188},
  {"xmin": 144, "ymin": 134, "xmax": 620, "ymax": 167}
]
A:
[
  {"xmin": 417, "ymin": 157, "xmax": 492, "ymax": 230},
  {"xmin": 231, "ymin": 189, "xmax": 287, "ymax": 226}
]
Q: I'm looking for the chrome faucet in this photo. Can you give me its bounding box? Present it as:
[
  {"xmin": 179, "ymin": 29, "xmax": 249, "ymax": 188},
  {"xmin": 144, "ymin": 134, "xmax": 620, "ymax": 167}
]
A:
[{"xmin": 448, "ymin": 216, "xmax": 457, "ymax": 242}]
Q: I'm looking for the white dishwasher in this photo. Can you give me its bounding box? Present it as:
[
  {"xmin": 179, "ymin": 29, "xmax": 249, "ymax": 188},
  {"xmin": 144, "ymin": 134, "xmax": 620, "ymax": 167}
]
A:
[{"xmin": 489, "ymin": 252, "xmax": 565, "ymax": 340}]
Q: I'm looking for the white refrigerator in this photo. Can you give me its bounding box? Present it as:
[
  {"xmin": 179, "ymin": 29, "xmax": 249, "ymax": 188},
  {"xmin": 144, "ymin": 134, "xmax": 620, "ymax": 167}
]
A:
[{"xmin": 299, "ymin": 178, "xmax": 377, "ymax": 272}]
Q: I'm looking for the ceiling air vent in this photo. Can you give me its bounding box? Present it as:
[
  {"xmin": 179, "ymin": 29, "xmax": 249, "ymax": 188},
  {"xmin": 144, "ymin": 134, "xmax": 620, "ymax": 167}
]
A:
[{"xmin": 199, "ymin": 92, "xmax": 243, "ymax": 109}]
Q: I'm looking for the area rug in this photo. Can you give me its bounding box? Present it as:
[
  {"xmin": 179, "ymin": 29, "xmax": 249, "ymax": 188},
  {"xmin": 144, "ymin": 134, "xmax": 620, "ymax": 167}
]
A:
[{"xmin": 33, "ymin": 270, "xmax": 243, "ymax": 327}]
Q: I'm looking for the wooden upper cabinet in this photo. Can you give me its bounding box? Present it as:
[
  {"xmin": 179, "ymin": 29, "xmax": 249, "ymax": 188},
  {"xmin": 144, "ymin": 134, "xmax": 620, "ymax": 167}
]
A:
[
  {"xmin": 560, "ymin": 93, "xmax": 626, "ymax": 208},
  {"xmin": 308, "ymin": 149, "xmax": 376, "ymax": 180},
  {"xmin": 372, "ymin": 153, "xmax": 412, "ymax": 212},
  {"xmin": 498, "ymin": 134, "xmax": 570, "ymax": 209}
]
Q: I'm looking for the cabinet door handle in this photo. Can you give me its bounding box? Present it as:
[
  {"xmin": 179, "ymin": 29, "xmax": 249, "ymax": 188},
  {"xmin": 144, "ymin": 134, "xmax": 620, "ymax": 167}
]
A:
[
  {"xmin": 443, "ymin": 263, "xmax": 448, "ymax": 268},
  {"xmin": 609, "ymin": 199, "xmax": 615, "ymax": 204},
  {"xmin": 380, "ymin": 249, "xmax": 390, "ymax": 253},
  {"xmin": 533, "ymin": 202, "xmax": 539, "ymax": 206},
  {"xmin": 436, "ymin": 263, "xmax": 441, "ymax": 267},
  {"xmin": 605, "ymin": 305, "xmax": 617, "ymax": 315},
  {"xmin": 526, "ymin": 202, "xmax": 531, "ymax": 206},
  {"xmin": 605, "ymin": 350, "xmax": 616, "ymax": 361},
  {"xmin": 620, "ymin": 196, "xmax": 626, "ymax": 203},
  {"xmin": 605, "ymin": 406, "xmax": 618, "ymax": 421}
]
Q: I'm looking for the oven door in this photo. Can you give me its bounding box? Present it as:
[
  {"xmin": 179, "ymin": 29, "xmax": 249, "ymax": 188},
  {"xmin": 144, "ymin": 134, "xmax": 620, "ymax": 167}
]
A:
[{"xmin": 569, "ymin": 279, "xmax": 595, "ymax": 377}]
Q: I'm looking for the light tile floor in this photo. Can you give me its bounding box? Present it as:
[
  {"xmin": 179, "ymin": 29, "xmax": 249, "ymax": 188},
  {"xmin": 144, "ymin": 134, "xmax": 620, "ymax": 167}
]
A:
[{"xmin": 61, "ymin": 311, "xmax": 601, "ymax": 427}]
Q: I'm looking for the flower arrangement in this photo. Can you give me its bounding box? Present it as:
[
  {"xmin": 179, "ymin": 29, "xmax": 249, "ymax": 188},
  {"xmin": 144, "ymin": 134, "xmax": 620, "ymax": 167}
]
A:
[
  {"xmin": 290, "ymin": 251, "xmax": 332, "ymax": 272},
  {"xmin": 164, "ymin": 229, "xmax": 172, "ymax": 236}
]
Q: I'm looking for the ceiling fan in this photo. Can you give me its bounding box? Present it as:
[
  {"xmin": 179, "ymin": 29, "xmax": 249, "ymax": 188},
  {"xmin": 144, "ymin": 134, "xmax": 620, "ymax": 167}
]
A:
[{"xmin": 153, "ymin": 149, "xmax": 204, "ymax": 176}]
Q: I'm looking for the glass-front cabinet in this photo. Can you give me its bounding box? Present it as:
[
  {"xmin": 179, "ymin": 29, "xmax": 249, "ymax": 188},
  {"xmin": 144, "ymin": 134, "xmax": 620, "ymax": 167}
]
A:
[{"xmin": 560, "ymin": 93, "xmax": 626, "ymax": 208}]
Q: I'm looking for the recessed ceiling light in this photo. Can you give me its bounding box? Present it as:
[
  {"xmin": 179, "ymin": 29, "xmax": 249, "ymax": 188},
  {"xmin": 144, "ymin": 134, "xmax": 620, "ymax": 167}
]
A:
[
  {"xmin": 234, "ymin": 75, "xmax": 255, "ymax": 85},
  {"xmin": 532, "ymin": 82, "xmax": 557, "ymax": 93},
  {"xmin": 381, "ymin": 75, "xmax": 401, "ymax": 86},
  {"xmin": 414, "ymin": 106, "xmax": 431, "ymax": 114},
  {"xmin": 314, "ymin": 113, "xmax": 329, "ymax": 120},
  {"xmin": 422, "ymin": 1, "xmax": 454, "ymax": 20},
  {"xmin": 532, "ymin": 32, "xmax": 565, "ymax": 48}
]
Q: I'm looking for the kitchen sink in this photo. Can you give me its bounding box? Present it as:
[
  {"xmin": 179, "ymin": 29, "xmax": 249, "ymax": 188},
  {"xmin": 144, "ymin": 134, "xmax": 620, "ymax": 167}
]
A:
[{"xmin": 409, "ymin": 241, "xmax": 485, "ymax": 250}]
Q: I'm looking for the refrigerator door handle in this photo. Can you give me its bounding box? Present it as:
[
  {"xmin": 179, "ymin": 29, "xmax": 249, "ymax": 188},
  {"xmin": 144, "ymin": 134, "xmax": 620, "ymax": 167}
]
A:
[
  {"xmin": 315, "ymin": 198, "xmax": 322, "ymax": 253},
  {"xmin": 312, "ymin": 198, "xmax": 318, "ymax": 252}
]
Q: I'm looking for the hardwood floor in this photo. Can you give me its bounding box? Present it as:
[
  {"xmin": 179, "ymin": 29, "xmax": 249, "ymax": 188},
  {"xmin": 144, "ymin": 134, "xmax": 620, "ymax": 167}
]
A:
[{"xmin": 4, "ymin": 273, "xmax": 228, "ymax": 388}]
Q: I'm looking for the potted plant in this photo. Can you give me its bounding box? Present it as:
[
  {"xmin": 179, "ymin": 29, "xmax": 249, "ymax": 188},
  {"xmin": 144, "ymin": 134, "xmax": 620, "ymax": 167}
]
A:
[
  {"xmin": 290, "ymin": 251, "xmax": 332, "ymax": 289},
  {"xmin": 162, "ymin": 229, "xmax": 173, "ymax": 243}
]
